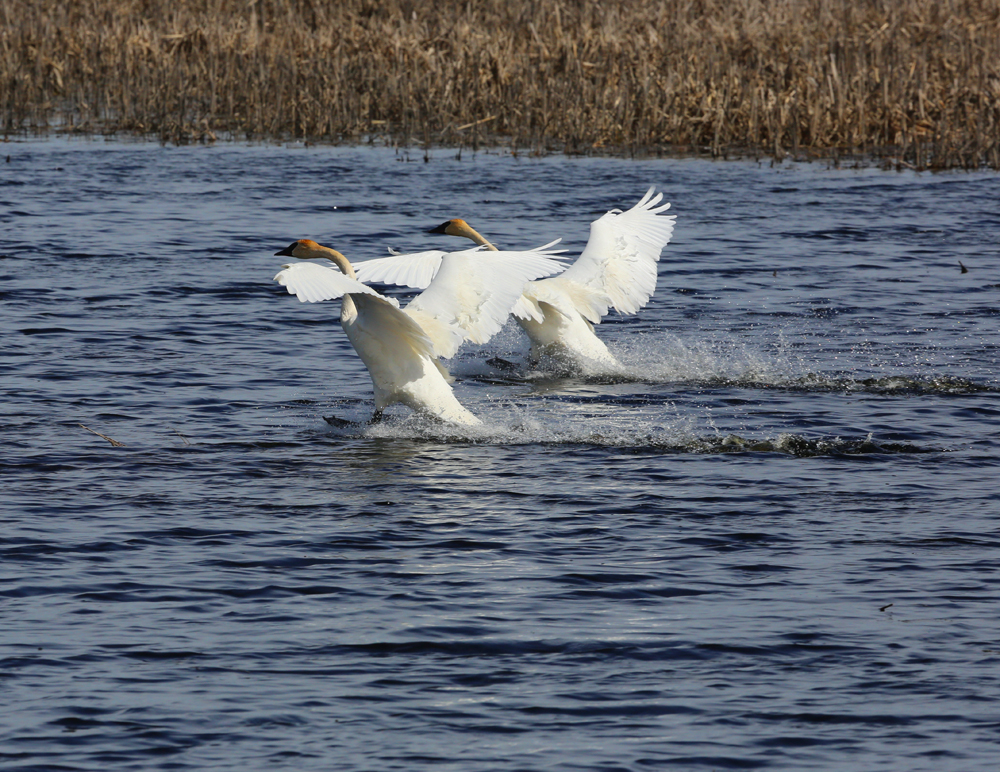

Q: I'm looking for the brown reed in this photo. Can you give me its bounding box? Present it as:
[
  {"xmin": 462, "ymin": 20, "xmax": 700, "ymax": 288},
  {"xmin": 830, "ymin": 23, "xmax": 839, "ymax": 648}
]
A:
[{"xmin": 2, "ymin": 0, "xmax": 999, "ymax": 169}]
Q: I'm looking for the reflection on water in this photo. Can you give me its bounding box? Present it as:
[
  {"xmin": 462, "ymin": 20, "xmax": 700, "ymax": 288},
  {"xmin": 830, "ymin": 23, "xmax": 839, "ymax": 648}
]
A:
[{"xmin": 1, "ymin": 139, "xmax": 999, "ymax": 772}]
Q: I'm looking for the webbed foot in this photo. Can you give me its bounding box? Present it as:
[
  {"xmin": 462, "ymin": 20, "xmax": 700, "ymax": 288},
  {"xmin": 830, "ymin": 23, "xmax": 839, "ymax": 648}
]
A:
[{"xmin": 486, "ymin": 356, "xmax": 519, "ymax": 372}]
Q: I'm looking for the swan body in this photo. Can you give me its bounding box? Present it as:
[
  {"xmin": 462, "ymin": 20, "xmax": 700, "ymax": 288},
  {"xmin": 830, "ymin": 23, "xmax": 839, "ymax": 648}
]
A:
[
  {"xmin": 424, "ymin": 189, "xmax": 675, "ymax": 373},
  {"xmin": 274, "ymin": 239, "xmax": 566, "ymax": 424}
]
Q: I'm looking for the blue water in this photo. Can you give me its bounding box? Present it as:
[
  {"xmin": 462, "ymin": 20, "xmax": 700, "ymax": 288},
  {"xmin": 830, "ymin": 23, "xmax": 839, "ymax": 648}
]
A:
[{"xmin": 2, "ymin": 138, "xmax": 999, "ymax": 771}]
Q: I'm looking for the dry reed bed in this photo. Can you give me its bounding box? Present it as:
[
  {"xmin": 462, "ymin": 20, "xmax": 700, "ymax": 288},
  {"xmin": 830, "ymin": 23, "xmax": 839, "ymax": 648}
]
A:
[{"xmin": 2, "ymin": 0, "xmax": 999, "ymax": 168}]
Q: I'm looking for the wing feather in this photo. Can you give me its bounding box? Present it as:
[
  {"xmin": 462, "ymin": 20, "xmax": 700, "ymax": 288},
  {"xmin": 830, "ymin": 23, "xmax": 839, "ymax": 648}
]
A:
[
  {"xmin": 404, "ymin": 247, "xmax": 568, "ymax": 356},
  {"xmin": 353, "ymin": 241, "xmax": 566, "ymax": 291},
  {"xmin": 350, "ymin": 293, "xmax": 439, "ymax": 363},
  {"xmin": 352, "ymin": 250, "xmax": 448, "ymax": 289},
  {"xmin": 401, "ymin": 307, "xmax": 467, "ymax": 360},
  {"xmin": 515, "ymin": 276, "xmax": 608, "ymax": 324},
  {"xmin": 274, "ymin": 261, "xmax": 392, "ymax": 304},
  {"xmin": 557, "ymin": 187, "xmax": 676, "ymax": 317}
]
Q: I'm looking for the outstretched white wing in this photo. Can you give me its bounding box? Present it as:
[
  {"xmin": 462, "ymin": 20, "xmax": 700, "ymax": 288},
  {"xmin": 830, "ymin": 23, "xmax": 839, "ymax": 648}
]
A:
[
  {"xmin": 353, "ymin": 249, "xmax": 449, "ymax": 289},
  {"xmin": 353, "ymin": 240, "xmax": 565, "ymax": 291},
  {"xmin": 274, "ymin": 261, "xmax": 392, "ymax": 304},
  {"xmin": 556, "ymin": 187, "xmax": 676, "ymax": 317},
  {"xmin": 403, "ymin": 247, "xmax": 568, "ymax": 358}
]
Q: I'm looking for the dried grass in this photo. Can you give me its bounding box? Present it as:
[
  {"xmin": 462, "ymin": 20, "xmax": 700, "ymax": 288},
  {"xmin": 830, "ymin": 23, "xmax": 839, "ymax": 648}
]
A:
[{"xmin": 3, "ymin": 0, "xmax": 999, "ymax": 168}]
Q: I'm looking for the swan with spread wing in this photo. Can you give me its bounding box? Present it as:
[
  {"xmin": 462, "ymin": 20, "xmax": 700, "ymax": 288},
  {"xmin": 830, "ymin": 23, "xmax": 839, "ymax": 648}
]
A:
[
  {"xmin": 274, "ymin": 239, "xmax": 566, "ymax": 424},
  {"xmin": 358, "ymin": 189, "xmax": 676, "ymax": 373}
]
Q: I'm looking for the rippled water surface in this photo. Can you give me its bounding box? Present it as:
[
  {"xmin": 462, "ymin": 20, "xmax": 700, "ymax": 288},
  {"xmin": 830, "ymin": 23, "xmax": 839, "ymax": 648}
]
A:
[{"xmin": 2, "ymin": 139, "xmax": 1000, "ymax": 771}]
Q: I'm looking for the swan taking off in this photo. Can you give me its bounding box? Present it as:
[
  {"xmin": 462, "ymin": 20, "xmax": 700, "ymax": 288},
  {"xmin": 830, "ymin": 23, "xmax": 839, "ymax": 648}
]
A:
[
  {"xmin": 274, "ymin": 239, "xmax": 566, "ymax": 425},
  {"xmin": 436, "ymin": 189, "xmax": 675, "ymax": 372},
  {"xmin": 375, "ymin": 189, "xmax": 676, "ymax": 373}
]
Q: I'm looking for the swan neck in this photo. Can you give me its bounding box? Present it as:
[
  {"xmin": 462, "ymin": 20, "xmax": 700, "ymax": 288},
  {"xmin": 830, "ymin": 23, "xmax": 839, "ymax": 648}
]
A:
[
  {"xmin": 314, "ymin": 245, "xmax": 357, "ymax": 279},
  {"xmin": 457, "ymin": 222, "xmax": 498, "ymax": 251}
]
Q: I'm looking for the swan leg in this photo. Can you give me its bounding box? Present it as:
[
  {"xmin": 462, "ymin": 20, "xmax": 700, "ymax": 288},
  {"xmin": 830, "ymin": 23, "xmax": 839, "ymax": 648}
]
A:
[
  {"xmin": 486, "ymin": 356, "xmax": 519, "ymax": 372},
  {"xmin": 323, "ymin": 415, "xmax": 357, "ymax": 428}
]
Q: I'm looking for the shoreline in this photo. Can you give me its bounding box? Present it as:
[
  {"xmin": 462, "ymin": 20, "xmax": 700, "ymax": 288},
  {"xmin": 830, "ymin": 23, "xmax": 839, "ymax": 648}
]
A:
[{"xmin": 2, "ymin": 129, "xmax": 948, "ymax": 173}]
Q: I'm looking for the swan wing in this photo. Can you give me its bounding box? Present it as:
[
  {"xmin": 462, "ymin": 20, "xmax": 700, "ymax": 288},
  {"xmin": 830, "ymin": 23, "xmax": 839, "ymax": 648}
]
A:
[
  {"xmin": 513, "ymin": 275, "xmax": 607, "ymax": 324},
  {"xmin": 400, "ymin": 307, "xmax": 467, "ymax": 361},
  {"xmin": 404, "ymin": 247, "xmax": 568, "ymax": 356},
  {"xmin": 557, "ymin": 187, "xmax": 676, "ymax": 317},
  {"xmin": 352, "ymin": 250, "xmax": 447, "ymax": 289},
  {"xmin": 274, "ymin": 261, "xmax": 397, "ymax": 306},
  {"xmin": 353, "ymin": 240, "xmax": 566, "ymax": 291},
  {"xmin": 349, "ymin": 293, "xmax": 439, "ymax": 364}
]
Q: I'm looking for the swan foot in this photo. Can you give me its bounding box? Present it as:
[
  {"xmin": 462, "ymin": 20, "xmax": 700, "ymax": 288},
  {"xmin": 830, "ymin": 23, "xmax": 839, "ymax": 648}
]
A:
[
  {"xmin": 324, "ymin": 415, "xmax": 358, "ymax": 428},
  {"xmin": 486, "ymin": 356, "xmax": 520, "ymax": 372},
  {"xmin": 368, "ymin": 408, "xmax": 384, "ymax": 425}
]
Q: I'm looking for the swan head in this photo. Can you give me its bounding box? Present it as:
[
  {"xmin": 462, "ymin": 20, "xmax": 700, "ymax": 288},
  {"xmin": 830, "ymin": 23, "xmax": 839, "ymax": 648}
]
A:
[
  {"xmin": 275, "ymin": 239, "xmax": 356, "ymax": 278},
  {"xmin": 427, "ymin": 219, "xmax": 498, "ymax": 251},
  {"xmin": 428, "ymin": 219, "xmax": 469, "ymax": 237},
  {"xmin": 275, "ymin": 239, "xmax": 324, "ymax": 258}
]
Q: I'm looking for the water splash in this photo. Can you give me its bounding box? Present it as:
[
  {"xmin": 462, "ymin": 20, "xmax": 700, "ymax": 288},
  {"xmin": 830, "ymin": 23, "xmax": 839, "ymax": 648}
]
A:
[
  {"xmin": 319, "ymin": 408, "xmax": 939, "ymax": 456},
  {"xmin": 460, "ymin": 328, "xmax": 995, "ymax": 396}
]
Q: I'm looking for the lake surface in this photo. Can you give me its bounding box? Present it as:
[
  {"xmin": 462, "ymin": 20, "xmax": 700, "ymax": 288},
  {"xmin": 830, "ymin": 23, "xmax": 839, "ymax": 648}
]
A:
[{"xmin": 2, "ymin": 138, "xmax": 999, "ymax": 771}]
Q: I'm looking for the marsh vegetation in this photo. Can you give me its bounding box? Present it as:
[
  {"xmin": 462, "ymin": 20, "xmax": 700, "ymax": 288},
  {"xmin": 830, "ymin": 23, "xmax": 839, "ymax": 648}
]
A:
[{"xmin": 3, "ymin": 0, "xmax": 999, "ymax": 168}]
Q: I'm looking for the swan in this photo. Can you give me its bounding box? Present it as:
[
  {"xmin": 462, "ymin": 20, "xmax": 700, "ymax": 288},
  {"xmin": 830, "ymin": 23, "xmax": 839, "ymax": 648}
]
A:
[
  {"xmin": 366, "ymin": 188, "xmax": 676, "ymax": 374},
  {"xmin": 274, "ymin": 239, "xmax": 566, "ymax": 425}
]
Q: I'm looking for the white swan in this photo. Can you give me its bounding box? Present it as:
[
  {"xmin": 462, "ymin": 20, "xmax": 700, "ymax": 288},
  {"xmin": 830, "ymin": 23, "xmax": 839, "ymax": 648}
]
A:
[
  {"xmin": 274, "ymin": 239, "xmax": 566, "ymax": 425},
  {"xmin": 367, "ymin": 188, "xmax": 676, "ymax": 374}
]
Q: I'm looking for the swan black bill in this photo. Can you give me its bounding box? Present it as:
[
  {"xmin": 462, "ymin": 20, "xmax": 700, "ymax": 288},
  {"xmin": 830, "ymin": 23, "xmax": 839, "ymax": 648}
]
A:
[
  {"xmin": 428, "ymin": 221, "xmax": 453, "ymax": 234},
  {"xmin": 275, "ymin": 242, "xmax": 299, "ymax": 257}
]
